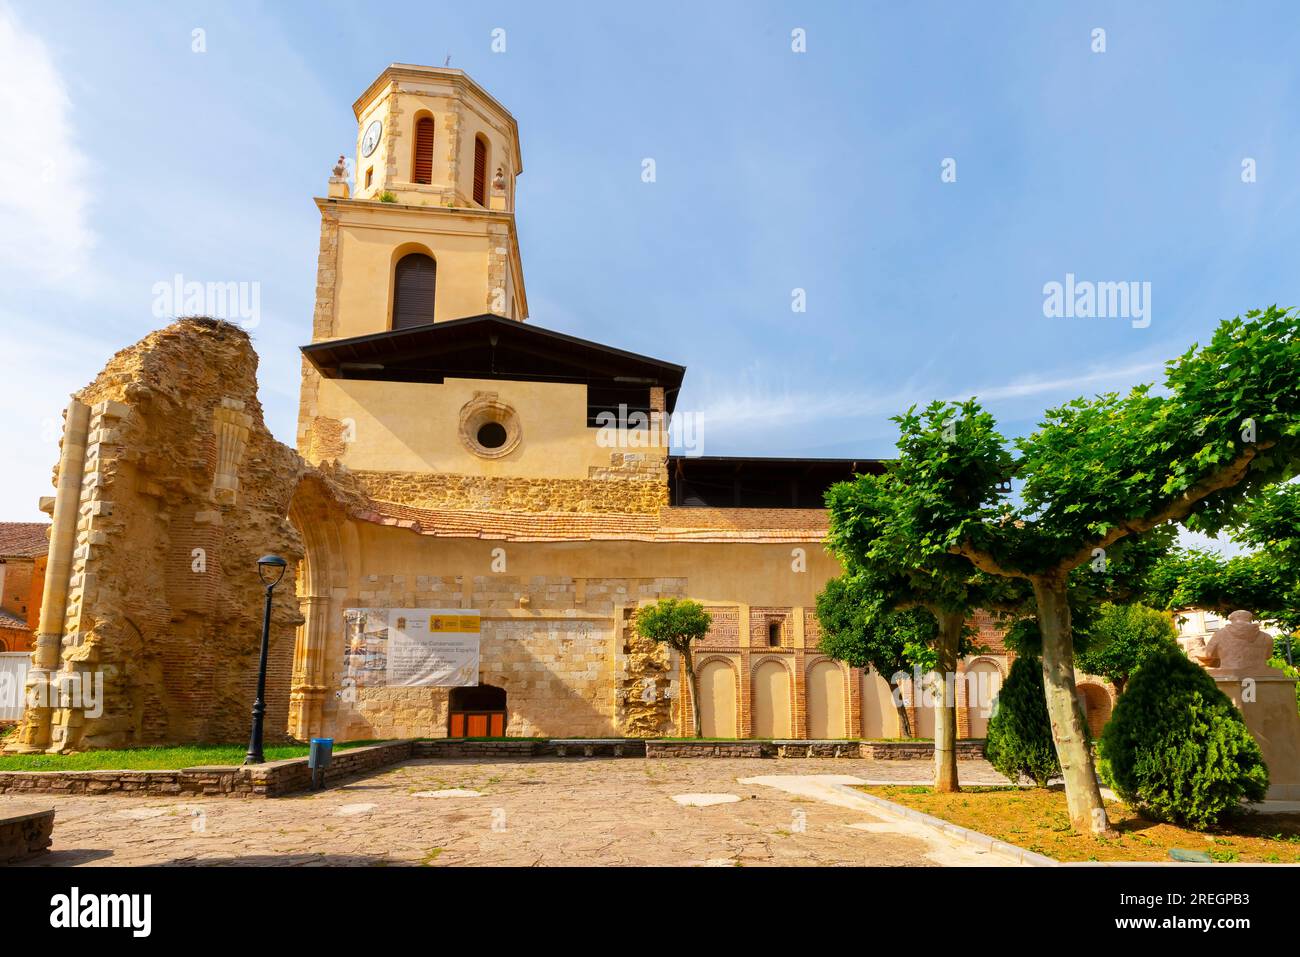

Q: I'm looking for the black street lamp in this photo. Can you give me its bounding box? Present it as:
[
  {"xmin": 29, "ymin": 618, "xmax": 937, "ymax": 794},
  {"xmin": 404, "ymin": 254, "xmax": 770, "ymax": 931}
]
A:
[{"xmin": 244, "ymin": 554, "xmax": 287, "ymax": 765}]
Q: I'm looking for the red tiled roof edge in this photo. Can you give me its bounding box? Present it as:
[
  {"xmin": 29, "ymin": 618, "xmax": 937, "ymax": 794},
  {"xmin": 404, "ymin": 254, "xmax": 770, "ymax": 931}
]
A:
[{"xmin": 0, "ymin": 522, "xmax": 50, "ymax": 558}]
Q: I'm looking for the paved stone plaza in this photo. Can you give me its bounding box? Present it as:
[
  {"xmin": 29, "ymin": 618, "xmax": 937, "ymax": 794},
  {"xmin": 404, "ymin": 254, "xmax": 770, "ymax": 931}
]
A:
[{"xmin": 6, "ymin": 758, "xmax": 1014, "ymax": 867}]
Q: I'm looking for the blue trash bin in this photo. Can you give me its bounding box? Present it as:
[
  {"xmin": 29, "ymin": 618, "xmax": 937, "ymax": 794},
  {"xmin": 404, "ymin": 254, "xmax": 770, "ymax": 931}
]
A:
[{"xmin": 309, "ymin": 737, "xmax": 334, "ymax": 789}]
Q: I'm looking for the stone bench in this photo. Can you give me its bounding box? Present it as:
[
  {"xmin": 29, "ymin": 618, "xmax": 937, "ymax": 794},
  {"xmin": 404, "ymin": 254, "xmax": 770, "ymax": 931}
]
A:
[{"xmin": 0, "ymin": 806, "xmax": 54, "ymax": 863}]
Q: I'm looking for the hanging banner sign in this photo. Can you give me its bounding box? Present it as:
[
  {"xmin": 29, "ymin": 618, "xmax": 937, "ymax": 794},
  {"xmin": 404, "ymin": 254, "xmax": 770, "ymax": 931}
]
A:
[{"xmin": 343, "ymin": 608, "xmax": 480, "ymax": 688}]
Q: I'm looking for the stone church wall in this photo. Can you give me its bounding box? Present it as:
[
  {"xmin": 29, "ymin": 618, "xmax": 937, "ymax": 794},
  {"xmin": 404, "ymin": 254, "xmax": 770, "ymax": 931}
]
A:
[
  {"xmin": 350, "ymin": 465, "xmax": 667, "ymax": 515},
  {"xmin": 332, "ymin": 573, "xmax": 684, "ymax": 740}
]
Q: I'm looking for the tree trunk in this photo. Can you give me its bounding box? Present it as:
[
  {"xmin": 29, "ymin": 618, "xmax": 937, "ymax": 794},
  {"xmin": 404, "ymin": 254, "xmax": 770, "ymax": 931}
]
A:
[
  {"xmin": 1032, "ymin": 574, "xmax": 1114, "ymax": 835},
  {"xmin": 933, "ymin": 610, "xmax": 962, "ymax": 793},
  {"xmin": 889, "ymin": 686, "xmax": 913, "ymax": 739},
  {"xmin": 682, "ymin": 646, "xmax": 703, "ymax": 739}
]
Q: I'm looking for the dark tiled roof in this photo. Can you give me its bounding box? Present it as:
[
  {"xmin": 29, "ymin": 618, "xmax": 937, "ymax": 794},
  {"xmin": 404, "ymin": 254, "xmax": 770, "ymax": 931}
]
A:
[{"xmin": 0, "ymin": 523, "xmax": 49, "ymax": 559}]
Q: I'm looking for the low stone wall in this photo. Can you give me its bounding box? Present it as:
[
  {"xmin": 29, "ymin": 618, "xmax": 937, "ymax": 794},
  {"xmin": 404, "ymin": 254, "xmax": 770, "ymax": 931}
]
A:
[
  {"xmin": 414, "ymin": 739, "xmax": 647, "ymax": 759},
  {"xmin": 776, "ymin": 741, "xmax": 867, "ymax": 758},
  {"xmin": 415, "ymin": 740, "xmax": 540, "ymax": 760},
  {"xmin": 859, "ymin": 740, "xmax": 987, "ymax": 761},
  {"xmin": 646, "ymin": 739, "xmax": 987, "ymax": 760},
  {"xmin": 0, "ymin": 806, "xmax": 54, "ymax": 862},
  {"xmin": 0, "ymin": 741, "xmax": 414, "ymax": 799},
  {"xmin": 646, "ymin": 741, "xmax": 772, "ymax": 758}
]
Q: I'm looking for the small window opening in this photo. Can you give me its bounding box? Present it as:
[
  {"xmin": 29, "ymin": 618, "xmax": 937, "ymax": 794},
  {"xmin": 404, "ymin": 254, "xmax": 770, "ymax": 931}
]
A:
[{"xmin": 477, "ymin": 421, "xmax": 508, "ymax": 449}]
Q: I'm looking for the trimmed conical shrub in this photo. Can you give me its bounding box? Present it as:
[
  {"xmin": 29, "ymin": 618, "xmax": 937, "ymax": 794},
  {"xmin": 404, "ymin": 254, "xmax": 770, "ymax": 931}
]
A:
[
  {"xmin": 984, "ymin": 655, "xmax": 1060, "ymax": 786},
  {"xmin": 1098, "ymin": 645, "xmax": 1268, "ymax": 829}
]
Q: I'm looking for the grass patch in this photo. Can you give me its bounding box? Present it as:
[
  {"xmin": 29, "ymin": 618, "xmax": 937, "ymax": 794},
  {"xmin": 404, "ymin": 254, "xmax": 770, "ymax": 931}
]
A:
[
  {"xmin": 858, "ymin": 785, "xmax": 1300, "ymax": 864},
  {"xmin": 0, "ymin": 740, "xmax": 386, "ymax": 772}
]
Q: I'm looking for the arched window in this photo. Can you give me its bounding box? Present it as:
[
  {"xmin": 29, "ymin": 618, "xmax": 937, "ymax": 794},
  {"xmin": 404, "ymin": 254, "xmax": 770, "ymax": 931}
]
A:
[
  {"xmin": 412, "ymin": 115, "xmax": 434, "ymax": 185},
  {"xmin": 472, "ymin": 134, "xmax": 488, "ymax": 206},
  {"xmin": 391, "ymin": 253, "xmax": 437, "ymax": 329}
]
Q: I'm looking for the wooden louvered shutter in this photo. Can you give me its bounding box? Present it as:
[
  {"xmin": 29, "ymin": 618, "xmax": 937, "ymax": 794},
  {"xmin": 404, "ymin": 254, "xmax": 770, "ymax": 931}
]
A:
[
  {"xmin": 392, "ymin": 254, "xmax": 437, "ymax": 329},
  {"xmin": 473, "ymin": 136, "xmax": 487, "ymax": 205},
  {"xmin": 412, "ymin": 117, "xmax": 434, "ymax": 184}
]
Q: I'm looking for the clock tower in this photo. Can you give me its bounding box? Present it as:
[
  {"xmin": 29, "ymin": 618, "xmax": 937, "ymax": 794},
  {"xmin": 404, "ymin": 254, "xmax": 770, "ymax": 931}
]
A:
[{"xmin": 298, "ymin": 63, "xmax": 529, "ymax": 452}]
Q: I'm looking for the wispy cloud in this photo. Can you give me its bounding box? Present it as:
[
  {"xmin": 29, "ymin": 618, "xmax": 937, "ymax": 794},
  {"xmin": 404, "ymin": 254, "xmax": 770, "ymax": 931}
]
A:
[
  {"xmin": 0, "ymin": 3, "xmax": 94, "ymax": 285},
  {"xmin": 694, "ymin": 357, "xmax": 1168, "ymax": 438},
  {"xmin": 948, "ymin": 360, "xmax": 1166, "ymax": 404}
]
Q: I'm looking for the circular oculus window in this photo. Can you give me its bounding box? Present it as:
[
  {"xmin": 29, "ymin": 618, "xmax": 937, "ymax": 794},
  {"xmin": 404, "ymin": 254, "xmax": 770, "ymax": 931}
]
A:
[{"xmin": 459, "ymin": 396, "xmax": 521, "ymax": 458}]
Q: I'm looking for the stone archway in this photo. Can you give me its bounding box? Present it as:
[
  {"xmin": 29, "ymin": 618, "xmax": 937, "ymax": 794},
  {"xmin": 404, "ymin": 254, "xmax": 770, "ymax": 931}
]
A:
[
  {"xmin": 286, "ymin": 473, "xmax": 354, "ymax": 741},
  {"xmin": 861, "ymin": 668, "xmax": 900, "ymax": 738},
  {"xmin": 751, "ymin": 658, "xmax": 792, "ymax": 738},
  {"xmin": 1076, "ymin": 682, "xmax": 1113, "ymax": 738},
  {"xmin": 697, "ymin": 658, "xmax": 737, "ymax": 738},
  {"xmin": 806, "ymin": 659, "xmax": 847, "ymax": 738},
  {"xmin": 913, "ymin": 672, "xmax": 939, "ymax": 739},
  {"xmin": 963, "ymin": 658, "xmax": 1004, "ymax": 739}
]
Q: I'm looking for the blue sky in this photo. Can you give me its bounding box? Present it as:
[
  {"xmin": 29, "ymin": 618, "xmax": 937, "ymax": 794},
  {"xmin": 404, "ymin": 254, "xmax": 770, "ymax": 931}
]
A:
[{"xmin": 1, "ymin": 1, "xmax": 1298, "ymax": 524}]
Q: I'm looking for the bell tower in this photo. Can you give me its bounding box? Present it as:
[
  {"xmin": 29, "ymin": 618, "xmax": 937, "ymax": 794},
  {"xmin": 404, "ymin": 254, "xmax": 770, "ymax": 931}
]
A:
[
  {"xmin": 309, "ymin": 64, "xmax": 526, "ymax": 337},
  {"xmin": 299, "ymin": 64, "xmax": 529, "ymax": 452}
]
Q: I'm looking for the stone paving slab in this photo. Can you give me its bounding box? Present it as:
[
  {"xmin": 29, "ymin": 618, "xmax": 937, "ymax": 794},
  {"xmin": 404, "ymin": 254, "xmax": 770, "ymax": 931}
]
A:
[{"xmin": 2, "ymin": 757, "xmax": 1012, "ymax": 867}]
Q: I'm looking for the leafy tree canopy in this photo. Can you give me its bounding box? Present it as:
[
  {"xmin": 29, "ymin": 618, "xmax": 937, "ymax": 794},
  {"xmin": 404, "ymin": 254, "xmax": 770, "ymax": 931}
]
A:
[
  {"xmin": 1074, "ymin": 602, "xmax": 1180, "ymax": 693},
  {"xmin": 880, "ymin": 307, "xmax": 1300, "ymax": 579},
  {"xmin": 815, "ymin": 575, "xmax": 941, "ymax": 675},
  {"xmin": 634, "ymin": 598, "xmax": 711, "ymax": 652},
  {"xmin": 1146, "ymin": 482, "xmax": 1300, "ymax": 636}
]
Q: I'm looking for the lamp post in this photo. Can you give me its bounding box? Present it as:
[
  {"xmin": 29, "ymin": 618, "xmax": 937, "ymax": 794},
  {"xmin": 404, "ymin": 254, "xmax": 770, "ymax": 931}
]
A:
[{"xmin": 244, "ymin": 554, "xmax": 287, "ymax": 765}]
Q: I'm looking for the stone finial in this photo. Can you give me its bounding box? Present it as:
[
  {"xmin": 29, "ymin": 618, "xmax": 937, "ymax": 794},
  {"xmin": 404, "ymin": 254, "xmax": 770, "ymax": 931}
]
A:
[
  {"xmin": 492, "ymin": 166, "xmax": 506, "ymax": 191},
  {"xmin": 328, "ymin": 155, "xmax": 351, "ymax": 199},
  {"xmin": 1203, "ymin": 610, "xmax": 1277, "ymax": 676}
]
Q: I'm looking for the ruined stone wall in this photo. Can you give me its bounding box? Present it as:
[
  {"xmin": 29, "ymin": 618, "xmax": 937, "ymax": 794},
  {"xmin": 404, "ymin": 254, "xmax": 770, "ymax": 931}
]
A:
[{"xmin": 10, "ymin": 319, "xmax": 329, "ymax": 751}]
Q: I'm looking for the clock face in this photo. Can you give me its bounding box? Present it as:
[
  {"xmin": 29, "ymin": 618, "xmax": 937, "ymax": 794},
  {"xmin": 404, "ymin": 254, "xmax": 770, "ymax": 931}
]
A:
[{"xmin": 361, "ymin": 119, "xmax": 383, "ymax": 157}]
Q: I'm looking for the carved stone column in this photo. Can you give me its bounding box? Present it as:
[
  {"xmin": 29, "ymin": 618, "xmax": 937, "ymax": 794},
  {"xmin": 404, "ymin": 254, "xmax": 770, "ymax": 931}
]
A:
[
  {"xmin": 289, "ymin": 594, "xmax": 331, "ymax": 739},
  {"xmin": 14, "ymin": 399, "xmax": 90, "ymax": 752}
]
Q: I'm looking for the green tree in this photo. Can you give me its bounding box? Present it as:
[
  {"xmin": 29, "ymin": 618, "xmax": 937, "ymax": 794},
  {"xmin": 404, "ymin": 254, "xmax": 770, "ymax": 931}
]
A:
[
  {"xmin": 816, "ymin": 576, "xmax": 939, "ymax": 738},
  {"xmin": 1075, "ymin": 603, "xmax": 1180, "ymax": 696},
  {"xmin": 1098, "ymin": 645, "xmax": 1269, "ymax": 828},
  {"xmin": 984, "ymin": 656, "xmax": 1060, "ymax": 786},
  {"xmin": 634, "ymin": 599, "xmax": 713, "ymax": 738},
  {"xmin": 1147, "ymin": 482, "xmax": 1300, "ymax": 656},
  {"xmin": 824, "ymin": 469, "xmax": 1026, "ymax": 792},
  {"xmin": 881, "ymin": 307, "xmax": 1300, "ymax": 833}
]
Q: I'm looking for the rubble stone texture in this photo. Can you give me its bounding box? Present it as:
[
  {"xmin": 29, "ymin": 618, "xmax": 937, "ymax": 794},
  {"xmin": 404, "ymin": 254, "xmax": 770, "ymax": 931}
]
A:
[{"xmin": 9, "ymin": 319, "xmax": 335, "ymax": 751}]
